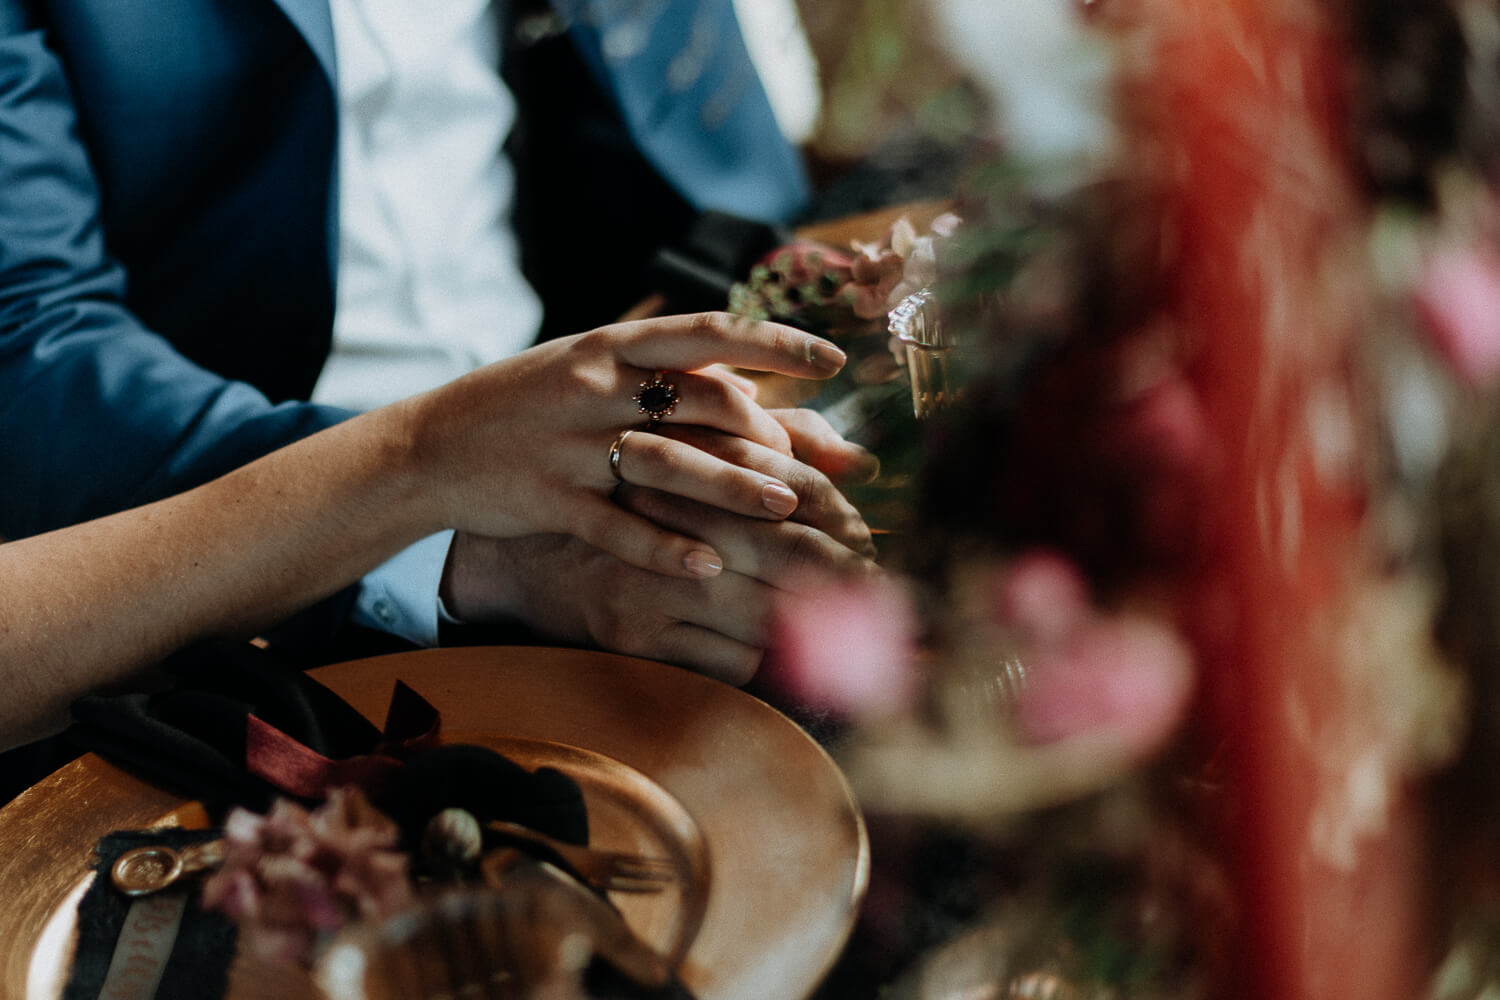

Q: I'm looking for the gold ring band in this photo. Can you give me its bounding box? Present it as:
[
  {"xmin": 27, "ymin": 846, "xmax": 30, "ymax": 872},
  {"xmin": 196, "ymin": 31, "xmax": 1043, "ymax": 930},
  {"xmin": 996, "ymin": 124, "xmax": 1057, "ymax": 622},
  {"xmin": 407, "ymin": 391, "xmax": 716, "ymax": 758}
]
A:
[{"xmin": 608, "ymin": 429, "xmax": 633, "ymax": 481}]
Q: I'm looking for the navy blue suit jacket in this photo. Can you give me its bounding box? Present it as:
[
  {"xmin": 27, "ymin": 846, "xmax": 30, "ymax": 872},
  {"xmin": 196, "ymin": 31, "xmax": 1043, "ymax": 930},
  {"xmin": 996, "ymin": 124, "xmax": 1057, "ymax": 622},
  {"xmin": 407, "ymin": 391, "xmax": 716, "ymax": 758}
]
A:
[{"xmin": 0, "ymin": 0, "xmax": 804, "ymax": 619}]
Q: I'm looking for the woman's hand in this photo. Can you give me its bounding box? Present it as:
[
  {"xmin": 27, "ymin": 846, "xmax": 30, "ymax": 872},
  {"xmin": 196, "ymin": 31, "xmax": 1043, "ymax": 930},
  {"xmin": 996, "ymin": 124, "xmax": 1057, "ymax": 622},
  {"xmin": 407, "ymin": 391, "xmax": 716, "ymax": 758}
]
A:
[{"xmin": 398, "ymin": 312, "xmax": 847, "ymax": 580}]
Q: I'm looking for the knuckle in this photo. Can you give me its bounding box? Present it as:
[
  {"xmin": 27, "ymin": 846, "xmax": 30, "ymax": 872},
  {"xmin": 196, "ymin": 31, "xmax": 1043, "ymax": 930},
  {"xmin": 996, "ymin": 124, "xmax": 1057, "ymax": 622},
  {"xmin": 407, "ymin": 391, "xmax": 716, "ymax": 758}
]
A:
[
  {"xmin": 734, "ymin": 467, "xmax": 776, "ymax": 510},
  {"xmin": 793, "ymin": 407, "xmax": 835, "ymax": 436},
  {"xmin": 784, "ymin": 467, "xmax": 847, "ymax": 528},
  {"xmin": 771, "ymin": 407, "xmax": 814, "ymax": 443},
  {"xmin": 782, "ymin": 522, "xmax": 833, "ymax": 576},
  {"xmin": 697, "ymin": 456, "xmax": 750, "ymax": 500},
  {"xmin": 692, "ymin": 311, "xmax": 736, "ymax": 343},
  {"xmin": 697, "ymin": 372, "xmax": 740, "ymax": 413},
  {"xmin": 849, "ymin": 518, "xmax": 876, "ymax": 555},
  {"xmin": 690, "ymin": 374, "xmax": 744, "ymax": 425},
  {"xmin": 782, "ymin": 463, "xmax": 827, "ymax": 506},
  {"xmin": 569, "ymin": 328, "xmax": 605, "ymax": 355},
  {"xmin": 555, "ymin": 369, "xmax": 589, "ymax": 406},
  {"xmin": 834, "ymin": 506, "xmax": 874, "ymax": 551},
  {"xmin": 766, "ymin": 322, "xmax": 801, "ymax": 361}
]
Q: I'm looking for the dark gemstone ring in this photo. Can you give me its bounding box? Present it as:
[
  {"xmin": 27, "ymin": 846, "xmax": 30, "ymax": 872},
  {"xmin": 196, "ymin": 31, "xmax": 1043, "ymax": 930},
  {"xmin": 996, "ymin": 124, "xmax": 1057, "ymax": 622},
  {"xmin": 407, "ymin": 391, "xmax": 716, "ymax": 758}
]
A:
[{"xmin": 632, "ymin": 371, "xmax": 680, "ymax": 423}]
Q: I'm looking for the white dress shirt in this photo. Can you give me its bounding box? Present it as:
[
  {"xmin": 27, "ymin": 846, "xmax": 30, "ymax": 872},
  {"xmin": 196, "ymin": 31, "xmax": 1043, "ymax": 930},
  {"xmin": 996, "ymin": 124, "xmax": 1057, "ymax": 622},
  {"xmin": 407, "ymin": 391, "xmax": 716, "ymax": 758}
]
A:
[
  {"xmin": 317, "ymin": 0, "xmax": 542, "ymax": 412},
  {"xmin": 321, "ymin": 0, "xmax": 819, "ymax": 645},
  {"xmin": 323, "ymin": 0, "xmax": 541, "ymax": 643}
]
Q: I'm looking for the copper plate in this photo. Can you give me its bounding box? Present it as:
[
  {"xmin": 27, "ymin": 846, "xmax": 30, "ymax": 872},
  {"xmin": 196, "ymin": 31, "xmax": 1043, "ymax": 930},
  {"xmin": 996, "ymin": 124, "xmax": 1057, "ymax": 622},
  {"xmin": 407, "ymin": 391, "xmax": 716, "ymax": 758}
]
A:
[{"xmin": 0, "ymin": 646, "xmax": 868, "ymax": 1000}]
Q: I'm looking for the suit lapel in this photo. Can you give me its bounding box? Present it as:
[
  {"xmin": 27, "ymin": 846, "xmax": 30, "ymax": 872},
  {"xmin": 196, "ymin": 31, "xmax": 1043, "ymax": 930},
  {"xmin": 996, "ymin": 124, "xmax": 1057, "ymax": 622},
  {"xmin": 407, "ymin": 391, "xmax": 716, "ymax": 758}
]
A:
[
  {"xmin": 551, "ymin": 0, "xmax": 807, "ymax": 221},
  {"xmin": 269, "ymin": 0, "xmax": 337, "ymax": 84}
]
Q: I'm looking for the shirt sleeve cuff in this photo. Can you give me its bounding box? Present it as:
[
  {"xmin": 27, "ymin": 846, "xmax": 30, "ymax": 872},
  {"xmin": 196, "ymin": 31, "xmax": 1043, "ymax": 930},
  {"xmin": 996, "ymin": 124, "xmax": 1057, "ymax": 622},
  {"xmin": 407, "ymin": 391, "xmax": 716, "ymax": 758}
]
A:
[{"xmin": 351, "ymin": 530, "xmax": 454, "ymax": 647}]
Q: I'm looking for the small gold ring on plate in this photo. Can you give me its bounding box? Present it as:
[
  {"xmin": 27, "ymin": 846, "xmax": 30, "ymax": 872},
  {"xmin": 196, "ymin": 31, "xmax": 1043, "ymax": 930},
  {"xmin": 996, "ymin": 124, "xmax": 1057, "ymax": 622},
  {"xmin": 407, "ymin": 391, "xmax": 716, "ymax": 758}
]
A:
[
  {"xmin": 608, "ymin": 429, "xmax": 633, "ymax": 481},
  {"xmin": 633, "ymin": 371, "xmax": 679, "ymax": 424}
]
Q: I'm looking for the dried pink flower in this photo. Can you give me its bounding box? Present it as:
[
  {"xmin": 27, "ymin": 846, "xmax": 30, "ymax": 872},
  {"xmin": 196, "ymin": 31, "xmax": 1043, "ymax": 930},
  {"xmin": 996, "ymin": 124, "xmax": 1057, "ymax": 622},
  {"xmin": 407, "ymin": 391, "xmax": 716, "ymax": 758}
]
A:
[
  {"xmin": 842, "ymin": 214, "xmax": 962, "ymax": 320},
  {"xmin": 201, "ymin": 786, "xmax": 414, "ymax": 966},
  {"xmin": 847, "ymin": 247, "xmax": 906, "ymax": 319}
]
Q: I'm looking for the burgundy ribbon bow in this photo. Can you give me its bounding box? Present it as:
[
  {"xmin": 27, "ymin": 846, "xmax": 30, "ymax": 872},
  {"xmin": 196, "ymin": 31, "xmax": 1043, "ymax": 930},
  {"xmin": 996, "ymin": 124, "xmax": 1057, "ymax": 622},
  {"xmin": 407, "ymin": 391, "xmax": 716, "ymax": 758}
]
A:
[{"xmin": 244, "ymin": 680, "xmax": 441, "ymax": 800}]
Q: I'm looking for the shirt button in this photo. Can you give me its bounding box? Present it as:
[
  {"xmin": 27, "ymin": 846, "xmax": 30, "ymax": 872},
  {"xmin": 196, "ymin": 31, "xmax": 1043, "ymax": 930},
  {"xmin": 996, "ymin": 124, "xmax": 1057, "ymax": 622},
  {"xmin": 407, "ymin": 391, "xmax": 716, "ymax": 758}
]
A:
[{"xmin": 373, "ymin": 599, "xmax": 398, "ymax": 627}]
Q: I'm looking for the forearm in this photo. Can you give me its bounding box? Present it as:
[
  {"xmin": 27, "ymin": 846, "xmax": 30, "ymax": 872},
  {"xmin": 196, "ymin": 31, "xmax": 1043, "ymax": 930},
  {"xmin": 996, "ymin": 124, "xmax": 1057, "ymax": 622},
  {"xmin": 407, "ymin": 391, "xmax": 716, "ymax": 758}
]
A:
[{"xmin": 0, "ymin": 404, "xmax": 436, "ymax": 748}]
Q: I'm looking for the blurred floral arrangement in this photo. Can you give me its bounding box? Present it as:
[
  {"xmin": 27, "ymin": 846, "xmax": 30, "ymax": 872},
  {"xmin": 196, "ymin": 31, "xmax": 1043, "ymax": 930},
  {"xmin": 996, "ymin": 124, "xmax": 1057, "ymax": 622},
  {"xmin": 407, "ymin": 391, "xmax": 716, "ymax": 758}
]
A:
[
  {"xmin": 727, "ymin": 212, "xmax": 961, "ymax": 337},
  {"xmin": 763, "ymin": 0, "xmax": 1500, "ymax": 997},
  {"xmin": 201, "ymin": 788, "xmax": 414, "ymax": 967},
  {"xmin": 727, "ymin": 210, "xmax": 967, "ymax": 532}
]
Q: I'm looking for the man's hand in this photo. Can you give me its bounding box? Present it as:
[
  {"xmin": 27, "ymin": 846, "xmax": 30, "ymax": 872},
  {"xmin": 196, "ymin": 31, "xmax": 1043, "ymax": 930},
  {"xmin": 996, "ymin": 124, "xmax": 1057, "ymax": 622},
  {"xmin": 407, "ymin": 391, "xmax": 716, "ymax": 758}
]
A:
[{"xmin": 441, "ymin": 519, "xmax": 873, "ymax": 684}]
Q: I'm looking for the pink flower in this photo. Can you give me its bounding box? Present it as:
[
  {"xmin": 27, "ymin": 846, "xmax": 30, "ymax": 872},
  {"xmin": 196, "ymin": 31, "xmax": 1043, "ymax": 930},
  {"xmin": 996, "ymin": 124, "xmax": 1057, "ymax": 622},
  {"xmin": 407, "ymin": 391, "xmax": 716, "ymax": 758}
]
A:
[
  {"xmin": 993, "ymin": 549, "xmax": 1091, "ymax": 645},
  {"xmin": 767, "ymin": 573, "xmax": 920, "ymax": 719},
  {"xmin": 1011, "ymin": 612, "xmax": 1194, "ymax": 756},
  {"xmin": 991, "ymin": 551, "xmax": 1194, "ymax": 754},
  {"xmin": 1415, "ymin": 243, "xmax": 1500, "ymax": 387},
  {"xmin": 201, "ymin": 787, "xmax": 413, "ymax": 966},
  {"xmin": 842, "ymin": 214, "xmax": 963, "ymax": 320},
  {"xmin": 846, "ymin": 246, "xmax": 906, "ymax": 319}
]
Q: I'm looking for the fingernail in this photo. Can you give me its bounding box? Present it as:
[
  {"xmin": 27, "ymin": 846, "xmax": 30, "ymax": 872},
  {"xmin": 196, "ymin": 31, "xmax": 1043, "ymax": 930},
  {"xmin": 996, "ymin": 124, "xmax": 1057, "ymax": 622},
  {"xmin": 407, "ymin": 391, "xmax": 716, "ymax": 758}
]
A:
[
  {"xmin": 806, "ymin": 339, "xmax": 846, "ymax": 375},
  {"xmin": 850, "ymin": 449, "xmax": 881, "ymax": 484},
  {"xmin": 684, "ymin": 549, "xmax": 723, "ymax": 578},
  {"xmin": 762, "ymin": 482, "xmax": 799, "ymax": 517}
]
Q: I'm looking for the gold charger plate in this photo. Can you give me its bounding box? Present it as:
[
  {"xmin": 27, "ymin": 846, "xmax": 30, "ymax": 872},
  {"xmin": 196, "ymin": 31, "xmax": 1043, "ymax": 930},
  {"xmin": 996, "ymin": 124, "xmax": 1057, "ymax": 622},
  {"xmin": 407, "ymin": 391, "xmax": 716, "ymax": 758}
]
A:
[{"xmin": 0, "ymin": 646, "xmax": 869, "ymax": 1000}]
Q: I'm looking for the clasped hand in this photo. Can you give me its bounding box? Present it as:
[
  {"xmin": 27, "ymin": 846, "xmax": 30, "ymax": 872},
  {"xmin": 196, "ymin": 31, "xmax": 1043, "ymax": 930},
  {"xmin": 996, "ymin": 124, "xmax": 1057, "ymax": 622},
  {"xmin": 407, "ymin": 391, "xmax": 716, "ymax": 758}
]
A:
[
  {"xmin": 395, "ymin": 312, "xmax": 880, "ymax": 683},
  {"xmin": 396, "ymin": 312, "xmax": 853, "ymax": 578},
  {"xmin": 442, "ymin": 406, "xmax": 880, "ymax": 683}
]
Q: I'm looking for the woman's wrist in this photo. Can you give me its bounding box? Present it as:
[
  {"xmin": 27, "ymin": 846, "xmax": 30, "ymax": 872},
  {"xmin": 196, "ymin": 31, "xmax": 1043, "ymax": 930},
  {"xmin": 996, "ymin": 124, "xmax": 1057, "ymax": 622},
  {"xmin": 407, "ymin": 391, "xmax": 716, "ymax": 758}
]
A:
[{"xmin": 348, "ymin": 397, "xmax": 454, "ymax": 540}]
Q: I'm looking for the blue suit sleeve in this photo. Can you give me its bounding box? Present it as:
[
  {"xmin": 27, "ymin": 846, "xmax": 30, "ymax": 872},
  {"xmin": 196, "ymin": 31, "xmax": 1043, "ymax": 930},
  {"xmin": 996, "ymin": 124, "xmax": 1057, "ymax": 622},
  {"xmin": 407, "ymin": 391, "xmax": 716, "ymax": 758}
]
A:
[
  {"xmin": 0, "ymin": 20, "xmax": 391, "ymax": 646},
  {"xmin": 0, "ymin": 24, "xmax": 351, "ymax": 537}
]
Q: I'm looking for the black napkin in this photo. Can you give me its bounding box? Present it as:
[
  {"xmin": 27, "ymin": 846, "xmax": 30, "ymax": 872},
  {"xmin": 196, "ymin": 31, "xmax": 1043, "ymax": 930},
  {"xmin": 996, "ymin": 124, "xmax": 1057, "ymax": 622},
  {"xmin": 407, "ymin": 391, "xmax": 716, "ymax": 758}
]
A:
[
  {"xmin": 66, "ymin": 639, "xmax": 588, "ymax": 847},
  {"xmin": 384, "ymin": 743, "xmax": 588, "ymax": 859},
  {"xmin": 63, "ymin": 828, "xmax": 236, "ymax": 1000},
  {"xmin": 68, "ymin": 640, "xmax": 383, "ymax": 814}
]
